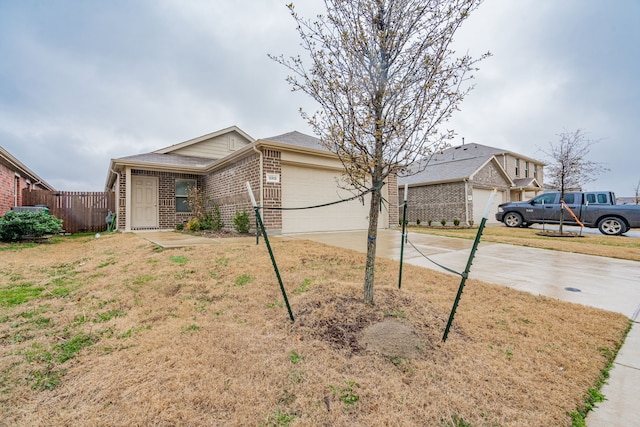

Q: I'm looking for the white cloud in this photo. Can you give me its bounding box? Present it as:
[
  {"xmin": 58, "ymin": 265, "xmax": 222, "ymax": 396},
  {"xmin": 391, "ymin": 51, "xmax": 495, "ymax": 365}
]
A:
[{"xmin": 0, "ymin": 0, "xmax": 638, "ymax": 195}]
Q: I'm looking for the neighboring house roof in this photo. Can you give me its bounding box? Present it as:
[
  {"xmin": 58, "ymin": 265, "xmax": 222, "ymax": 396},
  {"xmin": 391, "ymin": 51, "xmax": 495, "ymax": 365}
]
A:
[
  {"xmin": 0, "ymin": 146, "xmax": 55, "ymax": 191},
  {"xmin": 512, "ymin": 177, "xmax": 542, "ymax": 189},
  {"xmin": 432, "ymin": 142, "xmax": 544, "ymax": 165},
  {"xmin": 399, "ymin": 155, "xmax": 513, "ymax": 187}
]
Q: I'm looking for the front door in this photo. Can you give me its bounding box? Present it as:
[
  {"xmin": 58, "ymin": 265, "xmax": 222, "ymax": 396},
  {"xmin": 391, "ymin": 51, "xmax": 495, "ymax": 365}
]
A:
[{"xmin": 131, "ymin": 176, "xmax": 158, "ymax": 229}]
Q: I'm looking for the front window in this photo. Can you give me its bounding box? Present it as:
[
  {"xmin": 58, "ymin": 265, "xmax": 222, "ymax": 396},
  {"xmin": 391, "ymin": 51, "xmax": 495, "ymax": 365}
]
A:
[
  {"xmin": 176, "ymin": 179, "xmax": 196, "ymax": 212},
  {"xmin": 525, "ymin": 161, "xmax": 529, "ymax": 178},
  {"xmin": 515, "ymin": 159, "xmax": 520, "ymax": 176},
  {"xmin": 534, "ymin": 164, "xmax": 538, "ymax": 179}
]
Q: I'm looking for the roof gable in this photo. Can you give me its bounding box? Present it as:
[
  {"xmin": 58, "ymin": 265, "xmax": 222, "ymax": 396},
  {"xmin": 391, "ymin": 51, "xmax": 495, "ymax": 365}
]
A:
[
  {"xmin": 399, "ymin": 155, "xmax": 513, "ymax": 186},
  {"xmin": 154, "ymin": 126, "xmax": 255, "ymax": 159}
]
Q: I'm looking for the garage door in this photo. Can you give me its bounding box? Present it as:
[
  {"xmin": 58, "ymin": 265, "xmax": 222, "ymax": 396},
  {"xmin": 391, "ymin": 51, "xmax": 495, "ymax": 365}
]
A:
[
  {"xmin": 472, "ymin": 188, "xmax": 504, "ymax": 224},
  {"xmin": 281, "ymin": 164, "xmax": 388, "ymax": 234}
]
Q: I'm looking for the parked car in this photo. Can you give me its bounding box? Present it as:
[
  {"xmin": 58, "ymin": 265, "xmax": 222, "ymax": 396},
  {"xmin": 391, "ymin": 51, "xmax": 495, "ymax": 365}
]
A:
[{"xmin": 496, "ymin": 191, "xmax": 640, "ymax": 235}]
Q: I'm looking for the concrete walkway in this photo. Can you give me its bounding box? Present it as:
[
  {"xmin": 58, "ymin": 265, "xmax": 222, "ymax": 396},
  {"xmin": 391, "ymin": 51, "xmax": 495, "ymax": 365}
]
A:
[
  {"xmin": 284, "ymin": 229, "xmax": 640, "ymax": 427},
  {"xmin": 134, "ymin": 230, "xmax": 252, "ymax": 248}
]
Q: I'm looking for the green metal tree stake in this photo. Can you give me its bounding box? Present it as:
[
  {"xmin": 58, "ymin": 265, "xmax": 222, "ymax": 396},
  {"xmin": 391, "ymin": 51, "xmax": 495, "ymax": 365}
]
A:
[
  {"xmin": 442, "ymin": 190, "xmax": 497, "ymax": 342},
  {"xmin": 398, "ymin": 184, "xmax": 408, "ymax": 289},
  {"xmin": 246, "ymin": 183, "xmax": 294, "ymax": 322}
]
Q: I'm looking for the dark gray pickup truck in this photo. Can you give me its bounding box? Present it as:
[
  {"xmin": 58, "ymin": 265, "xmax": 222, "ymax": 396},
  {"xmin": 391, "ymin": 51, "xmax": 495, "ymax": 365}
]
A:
[{"xmin": 496, "ymin": 191, "xmax": 640, "ymax": 235}]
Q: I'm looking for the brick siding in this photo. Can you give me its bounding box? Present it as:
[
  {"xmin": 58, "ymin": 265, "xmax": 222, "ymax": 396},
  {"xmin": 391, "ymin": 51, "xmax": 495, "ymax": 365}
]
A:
[
  {"xmin": 0, "ymin": 162, "xmax": 47, "ymax": 215},
  {"xmin": 117, "ymin": 170, "xmax": 203, "ymax": 230},
  {"xmin": 0, "ymin": 162, "xmax": 16, "ymax": 214},
  {"xmin": 400, "ymin": 181, "xmax": 468, "ymax": 225},
  {"xmin": 386, "ymin": 172, "xmax": 399, "ymax": 227},
  {"xmin": 205, "ymin": 153, "xmax": 262, "ymax": 233}
]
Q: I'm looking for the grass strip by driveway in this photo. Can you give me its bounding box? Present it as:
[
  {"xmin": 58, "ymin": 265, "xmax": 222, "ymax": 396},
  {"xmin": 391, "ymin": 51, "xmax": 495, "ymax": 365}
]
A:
[
  {"xmin": 0, "ymin": 233, "xmax": 630, "ymax": 426},
  {"xmin": 409, "ymin": 225, "xmax": 640, "ymax": 262}
]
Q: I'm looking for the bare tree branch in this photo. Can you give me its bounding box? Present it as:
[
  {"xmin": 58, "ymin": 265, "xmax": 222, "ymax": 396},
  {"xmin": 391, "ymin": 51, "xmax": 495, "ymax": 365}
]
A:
[{"xmin": 271, "ymin": 0, "xmax": 488, "ymax": 302}]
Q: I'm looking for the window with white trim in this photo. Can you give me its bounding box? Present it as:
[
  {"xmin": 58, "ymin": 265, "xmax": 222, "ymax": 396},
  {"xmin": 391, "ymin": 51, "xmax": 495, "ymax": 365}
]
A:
[{"xmin": 175, "ymin": 179, "xmax": 196, "ymax": 213}]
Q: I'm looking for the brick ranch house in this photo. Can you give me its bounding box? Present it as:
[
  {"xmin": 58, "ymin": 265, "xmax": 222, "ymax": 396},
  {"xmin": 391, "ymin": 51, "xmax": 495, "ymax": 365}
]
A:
[
  {"xmin": 0, "ymin": 146, "xmax": 55, "ymax": 214},
  {"xmin": 398, "ymin": 142, "xmax": 545, "ymax": 225},
  {"xmin": 105, "ymin": 126, "xmax": 397, "ymax": 234}
]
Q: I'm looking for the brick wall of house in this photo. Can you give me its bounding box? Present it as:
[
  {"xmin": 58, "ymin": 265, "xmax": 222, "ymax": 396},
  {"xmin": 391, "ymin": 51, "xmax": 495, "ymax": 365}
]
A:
[
  {"xmin": 0, "ymin": 162, "xmax": 16, "ymax": 214},
  {"xmin": 117, "ymin": 170, "xmax": 203, "ymax": 230},
  {"xmin": 0, "ymin": 163, "xmax": 46, "ymax": 215},
  {"xmin": 400, "ymin": 181, "xmax": 468, "ymax": 225},
  {"xmin": 116, "ymin": 173, "xmax": 126, "ymax": 230},
  {"xmin": 205, "ymin": 153, "xmax": 261, "ymax": 233},
  {"xmin": 261, "ymin": 149, "xmax": 283, "ymax": 231},
  {"xmin": 473, "ymin": 161, "xmax": 511, "ymax": 189},
  {"xmin": 386, "ymin": 173, "xmax": 399, "ymax": 227}
]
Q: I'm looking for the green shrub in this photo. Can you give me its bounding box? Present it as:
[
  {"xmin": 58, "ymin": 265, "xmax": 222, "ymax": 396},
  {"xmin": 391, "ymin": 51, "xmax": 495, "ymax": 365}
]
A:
[
  {"xmin": 233, "ymin": 209, "xmax": 250, "ymax": 234},
  {"xmin": 416, "ymin": 218, "xmax": 421, "ymax": 225},
  {"xmin": 0, "ymin": 211, "xmax": 63, "ymax": 242},
  {"xmin": 453, "ymin": 218, "xmax": 461, "ymax": 226},
  {"xmin": 209, "ymin": 205, "xmax": 224, "ymax": 231},
  {"xmin": 440, "ymin": 218, "xmax": 447, "ymax": 226}
]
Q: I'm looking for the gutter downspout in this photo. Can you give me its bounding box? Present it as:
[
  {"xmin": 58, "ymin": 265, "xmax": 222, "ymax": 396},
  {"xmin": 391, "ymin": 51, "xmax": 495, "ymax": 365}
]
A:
[{"xmin": 252, "ymin": 146, "xmax": 264, "ymax": 208}]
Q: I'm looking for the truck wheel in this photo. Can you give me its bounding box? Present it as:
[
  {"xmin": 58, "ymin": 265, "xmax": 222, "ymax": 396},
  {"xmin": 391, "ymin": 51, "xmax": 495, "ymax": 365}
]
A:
[
  {"xmin": 503, "ymin": 212, "xmax": 523, "ymax": 228},
  {"xmin": 598, "ymin": 217, "xmax": 626, "ymax": 235}
]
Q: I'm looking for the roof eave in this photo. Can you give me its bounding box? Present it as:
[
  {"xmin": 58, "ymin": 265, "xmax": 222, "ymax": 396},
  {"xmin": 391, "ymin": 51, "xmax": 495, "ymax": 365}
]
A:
[{"xmin": 0, "ymin": 146, "xmax": 56, "ymax": 191}]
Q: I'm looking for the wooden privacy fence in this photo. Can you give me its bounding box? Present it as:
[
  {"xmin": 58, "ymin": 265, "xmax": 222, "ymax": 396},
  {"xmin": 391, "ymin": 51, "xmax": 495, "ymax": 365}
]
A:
[{"xmin": 22, "ymin": 190, "xmax": 116, "ymax": 233}]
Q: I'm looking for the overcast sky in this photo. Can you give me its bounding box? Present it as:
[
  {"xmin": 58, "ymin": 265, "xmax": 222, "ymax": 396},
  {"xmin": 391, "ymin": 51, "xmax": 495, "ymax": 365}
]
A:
[{"xmin": 1, "ymin": 0, "xmax": 638, "ymax": 196}]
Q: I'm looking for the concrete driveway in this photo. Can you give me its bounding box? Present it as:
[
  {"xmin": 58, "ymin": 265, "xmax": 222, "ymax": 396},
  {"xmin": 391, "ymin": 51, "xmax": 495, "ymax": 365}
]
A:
[{"xmin": 284, "ymin": 229, "xmax": 640, "ymax": 427}]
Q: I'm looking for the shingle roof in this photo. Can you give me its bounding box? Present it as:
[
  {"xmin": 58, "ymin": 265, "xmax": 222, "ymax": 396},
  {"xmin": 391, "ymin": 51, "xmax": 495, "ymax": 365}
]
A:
[
  {"xmin": 431, "ymin": 143, "xmax": 506, "ymax": 162},
  {"xmin": 512, "ymin": 177, "xmax": 540, "ymax": 188},
  {"xmin": 399, "ymin": 156, "xmax": 493, "ymax": 185},
  {"xmin": 115, "ymin": 152, "xmax": 215, "ymax": 169},
  {"xmin": 262, "ymin": 131, "xmax": 326, "ymax": 151}
]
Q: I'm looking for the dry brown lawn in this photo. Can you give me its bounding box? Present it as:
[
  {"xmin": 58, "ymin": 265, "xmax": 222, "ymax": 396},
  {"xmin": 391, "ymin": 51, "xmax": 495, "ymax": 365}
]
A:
[{"xmin": 0, "ymin": 232, "xmax": 630, "ymax": 426}]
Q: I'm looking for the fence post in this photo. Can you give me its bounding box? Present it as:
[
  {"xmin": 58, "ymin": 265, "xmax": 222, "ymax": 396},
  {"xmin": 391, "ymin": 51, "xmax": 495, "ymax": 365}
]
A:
[
  {"xmin": 398, "ymin": 184, "xmax": 408, "ymax": 289},
  {"xmin": 442, "ymin": 189, "xmax": 496, "ymax": 342},
  {"xmin": 246, "ymin": 182, "xmax": 294, "ymax": 322}
]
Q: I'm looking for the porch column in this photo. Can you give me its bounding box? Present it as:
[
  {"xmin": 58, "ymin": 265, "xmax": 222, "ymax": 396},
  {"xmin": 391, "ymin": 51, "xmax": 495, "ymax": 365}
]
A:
[{"xmin": 125, "ymin": 167, "xmax": 132, "ymax": 232}]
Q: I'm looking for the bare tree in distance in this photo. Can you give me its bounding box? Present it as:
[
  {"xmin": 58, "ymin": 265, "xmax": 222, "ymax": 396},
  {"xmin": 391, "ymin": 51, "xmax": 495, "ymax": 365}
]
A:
[
  {"xmin": 270, "ymin": 0, "xmax": 489, "ymax": 303},
  {"xmin": 539, "ymin": 129, "xmax": 609, "ymax": 234},
  {"xmin": 634, "ymin": 179, "xmax": 640, "ymax": 205}
]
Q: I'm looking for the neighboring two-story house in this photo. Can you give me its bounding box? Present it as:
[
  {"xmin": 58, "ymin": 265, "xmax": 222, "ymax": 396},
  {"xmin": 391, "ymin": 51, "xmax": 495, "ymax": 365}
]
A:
[
  {"xmin": 0, "ymin": 146, "xmax": 55, "ymax": 214},
  {"xmin": 398, "ymin": 142, "xmax": 545, "ymax": 225}
]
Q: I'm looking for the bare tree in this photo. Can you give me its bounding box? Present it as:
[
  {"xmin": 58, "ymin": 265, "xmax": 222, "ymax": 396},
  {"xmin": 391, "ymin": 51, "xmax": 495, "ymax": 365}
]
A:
[
  {"xmin": 539, "ymin": 129, "xmax": 609, "ymax": 233},
  {"xmin": 271, "ymin": 0, "xmax": 488, "ymax": 303},
  {"xmin": 634, "ymin": 179, "xmax": 640, "ymax": 205}
]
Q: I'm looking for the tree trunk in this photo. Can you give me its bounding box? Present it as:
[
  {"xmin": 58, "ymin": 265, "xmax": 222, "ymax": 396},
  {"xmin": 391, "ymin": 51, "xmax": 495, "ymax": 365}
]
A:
[{"xmin": 363, "ymin": 188, "xmax": 381, "ymax": 304}]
